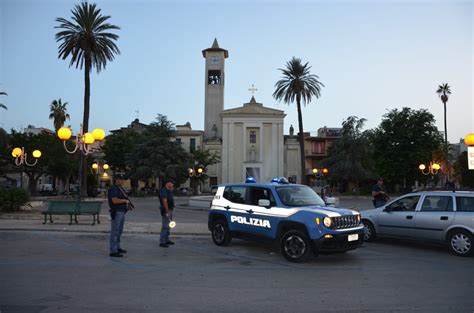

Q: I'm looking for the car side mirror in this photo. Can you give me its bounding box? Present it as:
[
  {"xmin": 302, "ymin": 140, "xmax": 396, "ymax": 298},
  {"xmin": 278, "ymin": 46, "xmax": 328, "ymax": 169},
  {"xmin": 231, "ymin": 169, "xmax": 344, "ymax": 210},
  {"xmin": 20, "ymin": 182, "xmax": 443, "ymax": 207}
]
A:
[{"xmin": 258, "ymin": 199, "xmax": 271, "ymax": 208}]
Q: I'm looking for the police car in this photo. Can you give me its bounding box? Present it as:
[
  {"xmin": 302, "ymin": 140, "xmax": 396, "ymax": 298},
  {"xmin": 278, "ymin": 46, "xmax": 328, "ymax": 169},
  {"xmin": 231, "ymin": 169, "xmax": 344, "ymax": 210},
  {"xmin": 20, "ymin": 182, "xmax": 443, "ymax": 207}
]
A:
[{"xmin": 208, "ymin": 177, "xmax": 365, "ymax": 262}]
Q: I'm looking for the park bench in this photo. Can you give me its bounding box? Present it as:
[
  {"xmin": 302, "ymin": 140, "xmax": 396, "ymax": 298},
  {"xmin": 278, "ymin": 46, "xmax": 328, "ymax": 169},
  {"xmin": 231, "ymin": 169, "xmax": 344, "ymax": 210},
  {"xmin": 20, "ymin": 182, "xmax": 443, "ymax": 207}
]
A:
[{"xmin": 42, "ymin": 200, "xmax": 103, "ymax": 225}]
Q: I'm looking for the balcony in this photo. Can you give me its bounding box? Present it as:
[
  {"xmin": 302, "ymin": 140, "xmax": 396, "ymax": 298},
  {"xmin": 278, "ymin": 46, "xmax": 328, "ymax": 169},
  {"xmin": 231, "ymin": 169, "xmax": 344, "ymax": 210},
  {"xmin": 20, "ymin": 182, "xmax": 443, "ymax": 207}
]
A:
[{"xmin": 305, "ymin": 150, "xmax": 327, "ymax": 157}]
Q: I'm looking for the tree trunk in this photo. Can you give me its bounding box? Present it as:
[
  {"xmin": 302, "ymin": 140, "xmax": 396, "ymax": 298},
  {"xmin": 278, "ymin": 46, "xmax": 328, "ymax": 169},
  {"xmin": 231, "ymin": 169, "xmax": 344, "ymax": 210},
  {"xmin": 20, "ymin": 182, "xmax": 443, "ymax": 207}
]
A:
[
  {"xmin": 27, "ymin": 172, "xmax": 38, "ymax": 195},
  {"xmin": 81, "ymin": 56, "xmax": 91, "ymax": 197},
  {"xmin": 65, "ymin": 175, "xmax": 70, "ymax": 196},
  {"xmin": 443, "ymin": 100, "xmax": 449, "ymax": 180},
  {"xmin": 296, "ymin": 97, "xmax": 307, "ymax": 185}
]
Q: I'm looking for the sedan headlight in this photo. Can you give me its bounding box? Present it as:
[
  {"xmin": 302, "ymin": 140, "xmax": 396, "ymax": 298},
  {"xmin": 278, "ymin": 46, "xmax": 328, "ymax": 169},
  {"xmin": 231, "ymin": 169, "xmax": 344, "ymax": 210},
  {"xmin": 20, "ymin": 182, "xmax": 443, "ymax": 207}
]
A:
[{"xmin": 323, "ymin": 216, "xmax": 332, "ymax": 228}]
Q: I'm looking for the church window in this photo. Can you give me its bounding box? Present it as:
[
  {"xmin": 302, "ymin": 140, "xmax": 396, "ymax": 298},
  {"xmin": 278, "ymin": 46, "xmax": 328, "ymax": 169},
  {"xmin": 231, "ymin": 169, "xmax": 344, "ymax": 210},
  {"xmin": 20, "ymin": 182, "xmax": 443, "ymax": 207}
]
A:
[
  {"xmin": 208, "ymin": 70, "xmax": 221, "ymax": 85},
  {"xmin": 190, "ymin": 138, "xmax": 196, "ymax": 152},
  {"xmin": 249, "ymin": 131, "xmax": 256, "ymax": 144}
]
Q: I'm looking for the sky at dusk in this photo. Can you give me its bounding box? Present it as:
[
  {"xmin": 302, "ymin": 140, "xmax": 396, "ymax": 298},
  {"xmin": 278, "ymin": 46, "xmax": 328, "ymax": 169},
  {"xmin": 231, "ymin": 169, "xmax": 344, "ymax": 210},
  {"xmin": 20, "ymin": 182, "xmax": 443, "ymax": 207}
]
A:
[{"xmin": 0, "ymin": 0, "xmax": 472, "ymax": 142}]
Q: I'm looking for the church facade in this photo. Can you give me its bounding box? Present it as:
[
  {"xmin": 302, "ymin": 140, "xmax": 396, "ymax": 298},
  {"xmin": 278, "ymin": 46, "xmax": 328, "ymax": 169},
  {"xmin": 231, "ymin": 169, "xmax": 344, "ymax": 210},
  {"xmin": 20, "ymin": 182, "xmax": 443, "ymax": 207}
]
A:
[{"xmin": 173, "ymin": 39, "xmax": 302, "ymax": 191}]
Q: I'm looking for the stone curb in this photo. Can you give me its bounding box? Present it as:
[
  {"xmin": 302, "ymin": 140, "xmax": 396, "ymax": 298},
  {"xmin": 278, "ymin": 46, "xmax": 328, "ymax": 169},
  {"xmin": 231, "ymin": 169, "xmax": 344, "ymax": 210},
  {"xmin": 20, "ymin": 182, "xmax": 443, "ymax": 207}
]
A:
[{"xmin": 0, "ymin": 227, "xmax": 210, "ymax": 237}]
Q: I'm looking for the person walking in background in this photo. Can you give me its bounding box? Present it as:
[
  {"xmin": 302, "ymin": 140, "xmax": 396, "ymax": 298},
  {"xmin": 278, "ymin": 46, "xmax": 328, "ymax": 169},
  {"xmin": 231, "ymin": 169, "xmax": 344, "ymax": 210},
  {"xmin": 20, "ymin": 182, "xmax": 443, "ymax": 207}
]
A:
[
  {"xmin": 372, "ymin": 178, "xmax": 389, "ymax": 208},
  {"xmin": 159, "ymin": 179, "xmax": 175, "ymax": 248},
  {"xmin": 108, "ymin": 174, "xmax": 133, "ymax": 257}
]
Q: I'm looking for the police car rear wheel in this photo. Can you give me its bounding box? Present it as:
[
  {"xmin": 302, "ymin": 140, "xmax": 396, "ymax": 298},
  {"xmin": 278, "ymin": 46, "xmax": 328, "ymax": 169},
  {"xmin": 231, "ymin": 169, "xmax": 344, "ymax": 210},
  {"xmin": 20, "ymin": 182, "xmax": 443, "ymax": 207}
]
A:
[
  {"xmin": 212, "ymin": 220, "xmax": 232, "ymax": 246},
  {"xmin": 280, "ymin": 230, "xmax": 311, "ymax": 262}
]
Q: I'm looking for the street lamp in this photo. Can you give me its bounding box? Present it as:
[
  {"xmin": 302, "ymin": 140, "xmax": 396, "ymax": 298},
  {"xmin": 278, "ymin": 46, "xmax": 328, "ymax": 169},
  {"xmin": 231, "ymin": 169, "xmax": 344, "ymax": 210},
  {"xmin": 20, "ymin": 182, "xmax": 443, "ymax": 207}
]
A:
[
  {"xmin": 92, "ymin": 162, "xmax": 109, "ymax": 173},
  {"xmin": 91, "ymin": 162, "xmax": 110, "ymax": 195},
  {"xmin": 12, "ymin": 147, "xmax": 42, "ymax": 166},
  {"xmin": 12, "ymin": 147, "xmax": 42, "ymax": 189},
  {"xmin": 312, "ymin": 167, "xmax": 329, "ymax": 198},
  {"xmin": 419, "ymin": 162, "xmax": 441, "ymax": 175},
  {"xmin": 188, "ymin": 163, "xmax": 204, "ymax": 195},
  {"xmin": 57, "ymin": 124, "xmax": 105, "ymax": 200},
  {"xmin": 57, "ymin": 125, "xmax": 105, "ymax": 155}
]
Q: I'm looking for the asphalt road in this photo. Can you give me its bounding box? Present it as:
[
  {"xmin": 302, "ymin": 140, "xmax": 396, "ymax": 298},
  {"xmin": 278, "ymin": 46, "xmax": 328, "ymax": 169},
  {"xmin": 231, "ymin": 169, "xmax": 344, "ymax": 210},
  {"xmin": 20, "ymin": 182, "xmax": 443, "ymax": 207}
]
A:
[{"xmin": 1, "ymin": 231, "xmax": 472, "ymax": 313}]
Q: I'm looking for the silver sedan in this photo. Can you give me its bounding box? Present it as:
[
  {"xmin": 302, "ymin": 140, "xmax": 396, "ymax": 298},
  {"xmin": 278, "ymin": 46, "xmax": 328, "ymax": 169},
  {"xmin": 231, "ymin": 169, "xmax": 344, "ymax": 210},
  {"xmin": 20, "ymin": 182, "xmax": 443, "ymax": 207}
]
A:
[{"xmin": 361, "ymin": 191, "xmax": 474, "ymax": 256}]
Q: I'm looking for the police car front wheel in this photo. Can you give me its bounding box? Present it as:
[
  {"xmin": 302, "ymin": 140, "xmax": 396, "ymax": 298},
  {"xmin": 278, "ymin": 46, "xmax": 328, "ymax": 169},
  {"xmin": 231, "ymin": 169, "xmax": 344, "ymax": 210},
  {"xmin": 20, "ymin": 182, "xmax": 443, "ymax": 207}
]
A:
[
  {"xmin": 280, "ymin": 230, "xmax": 311, "ymax": 262},
  {"xmin": 211, "ymin": 220, "xmax": 232, "ymax": 246}
]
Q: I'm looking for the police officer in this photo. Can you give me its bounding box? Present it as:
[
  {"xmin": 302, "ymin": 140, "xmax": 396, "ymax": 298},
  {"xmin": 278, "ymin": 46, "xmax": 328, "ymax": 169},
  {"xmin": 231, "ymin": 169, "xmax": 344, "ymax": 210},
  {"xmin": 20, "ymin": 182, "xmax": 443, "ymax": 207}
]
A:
[
  {"xmin": 108, "ymin": 174, "xmax": 132, "ymax": 257},
  {"xmin": 159, "ymin": 179, "xmax": 175, "ymax": 248}
]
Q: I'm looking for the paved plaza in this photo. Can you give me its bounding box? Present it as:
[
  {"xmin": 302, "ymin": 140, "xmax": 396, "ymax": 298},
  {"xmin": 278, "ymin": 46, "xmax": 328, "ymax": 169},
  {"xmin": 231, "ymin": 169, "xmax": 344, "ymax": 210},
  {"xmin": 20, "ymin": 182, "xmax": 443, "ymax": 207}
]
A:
[
  {"xmin": 0, "ymin": 197, "xmax": 473, "ymax": 313},
  {"xmin": 1, "ymin": 231, "xmax": 473, "ymax": 313}
]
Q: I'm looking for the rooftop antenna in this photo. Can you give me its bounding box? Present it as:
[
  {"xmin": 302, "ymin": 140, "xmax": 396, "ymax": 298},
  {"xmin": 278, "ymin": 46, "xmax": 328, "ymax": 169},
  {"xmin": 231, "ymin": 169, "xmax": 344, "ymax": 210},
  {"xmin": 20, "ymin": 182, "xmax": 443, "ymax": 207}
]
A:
[{"xmin": 135, "ymin": 110, "xmax": 139, "ymax": 120}]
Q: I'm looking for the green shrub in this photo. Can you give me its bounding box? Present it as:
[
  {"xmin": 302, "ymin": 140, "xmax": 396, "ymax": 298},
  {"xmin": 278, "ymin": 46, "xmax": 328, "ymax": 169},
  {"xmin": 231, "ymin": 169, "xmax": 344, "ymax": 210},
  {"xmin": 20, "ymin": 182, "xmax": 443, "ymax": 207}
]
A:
[{"xmin": 0, "ymin": 187, "xmax": 30, "ymax": 212}]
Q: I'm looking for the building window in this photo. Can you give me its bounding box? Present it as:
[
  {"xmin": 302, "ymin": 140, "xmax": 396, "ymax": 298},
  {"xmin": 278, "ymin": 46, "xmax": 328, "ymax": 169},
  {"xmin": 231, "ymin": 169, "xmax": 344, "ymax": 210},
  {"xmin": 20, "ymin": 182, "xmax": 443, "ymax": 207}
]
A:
[
  {"xmin": 312, "ymin": 141, "xmax": 325, "ymax": 154},
  {"xmin": 190, "ymin": 138, "xmax": 196, "ymax": 152},
  {"xmin": 208, "ymin": 70, "xmax": 221, "ymax": 85},
  {"xmin": 249, "ymin": 131, "xmax": 256, "ymax": 144},
  {"xmin": 176, "ymin": 138, "xmax": 181, "ymax": 145}
]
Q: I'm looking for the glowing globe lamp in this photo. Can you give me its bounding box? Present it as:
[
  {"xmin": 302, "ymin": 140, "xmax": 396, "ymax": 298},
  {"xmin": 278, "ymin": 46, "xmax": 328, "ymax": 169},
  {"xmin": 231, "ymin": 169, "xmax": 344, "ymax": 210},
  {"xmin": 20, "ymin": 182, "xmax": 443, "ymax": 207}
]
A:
[
  {"xmin": 83, "ymin": 133, "xmax": 95, "ymax": 145},
  {"xmin": 432, "ymin": 163, "xmax": 441, "ymax": 171},
  {"xmin": 92, "ymin": 128, "xmax": 106, "ymax": 141},
  {"xmin": 322, "ymin": 168, "xmax": 329, "ymax": 174},
  {"xmin": 419, "ymin": 164, "xmax": 426, "ymax": 171},
  {"xmin": 197, "ymin": 167, "xmax": 204, "ymax": 174},
  {"xmin": 32, "ymin": 150, "xmax": 42, "ymax": 158},
  {"xmin": 92, "ymin": 163, "xmax": 99, "ymax": 170},
  {"xmin": 312, "ymin": 168, "xmax": 318, "ymax": 174},
  {"xmin": 57, "ymin": 127, "xmax": 72, "ymax": 140},
  {"xmin": 169, "ymin": 221, "xmax": 176, "ymax": 228},
  {"xmin": 12, "ymin": 147, "xmax": 22, "ymax": 158},
  {"xmin": 103, "ymin": 164, "xmax": 109, "ymax": 170},
  {"xmin": 465, "ymin": 133, "xmax": 474, "ymax": 146}
]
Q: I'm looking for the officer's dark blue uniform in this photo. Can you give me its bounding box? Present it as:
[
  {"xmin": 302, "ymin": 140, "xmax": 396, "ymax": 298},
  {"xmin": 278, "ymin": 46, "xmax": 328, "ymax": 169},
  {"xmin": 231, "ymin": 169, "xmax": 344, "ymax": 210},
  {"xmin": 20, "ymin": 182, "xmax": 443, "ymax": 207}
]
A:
[
  {"xmin": 108, "ymin": 175, "xmax": 129, "ymax": 257},
  {"xmin": 159, "ymin": 179, "xmax": 175, "ymax": 247}
]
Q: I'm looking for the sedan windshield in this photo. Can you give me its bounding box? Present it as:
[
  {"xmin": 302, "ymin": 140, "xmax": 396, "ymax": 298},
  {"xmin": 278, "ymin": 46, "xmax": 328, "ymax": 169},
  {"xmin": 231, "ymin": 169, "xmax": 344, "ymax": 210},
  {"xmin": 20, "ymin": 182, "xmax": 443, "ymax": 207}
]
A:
[{"xmin": 276, "ymin": 185, "xmax": 325, "ymax": 207}]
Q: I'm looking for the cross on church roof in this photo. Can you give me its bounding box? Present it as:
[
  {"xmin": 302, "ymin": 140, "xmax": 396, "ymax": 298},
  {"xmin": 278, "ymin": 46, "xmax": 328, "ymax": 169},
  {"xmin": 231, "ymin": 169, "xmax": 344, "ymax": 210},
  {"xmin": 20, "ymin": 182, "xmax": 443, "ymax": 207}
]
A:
[{"xmin": 248, "ymin": 84, "xmax": 258, "ymax": 97}]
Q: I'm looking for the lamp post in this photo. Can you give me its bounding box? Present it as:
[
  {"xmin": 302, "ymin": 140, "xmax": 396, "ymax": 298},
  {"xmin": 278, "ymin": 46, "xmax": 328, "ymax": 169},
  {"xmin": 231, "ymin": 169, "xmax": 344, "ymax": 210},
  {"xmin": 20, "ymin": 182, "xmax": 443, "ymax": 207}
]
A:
[
  {"xmin": 57, "ymin": 125, "xmax": 105, "ymax": 155},
  {"xmin": 12, "ymin": 147, "xmax": 42, "ymax": 166},
  {"xmin": 57, "ymin": 124, "xmax": 106, "ymax": 200},
  {"xmin": 418, "ymin": 162, "xmax": 441, "ymax": 176},
  {"xmin": 188, "ymin": 162, "xmax": 204, "ymax": 195},
  {"xmin": 12, "ymin": 147, "xmax": 42, "ymax": 188},
  {"xmin": 92, "ymin": 162, "xmax": 110, "ymax": 196},
  {"xmin": 312, "ymin": 168, "xmax": 329, "ymax": 198}
]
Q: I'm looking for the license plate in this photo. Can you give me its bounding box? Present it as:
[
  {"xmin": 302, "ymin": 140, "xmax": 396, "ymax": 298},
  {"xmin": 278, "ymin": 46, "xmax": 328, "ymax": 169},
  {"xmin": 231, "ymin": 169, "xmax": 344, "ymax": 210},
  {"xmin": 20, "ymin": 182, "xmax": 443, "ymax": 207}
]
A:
[{"xmin": 348, "ymin": 234, "xmax": 359, "ymax": 242}]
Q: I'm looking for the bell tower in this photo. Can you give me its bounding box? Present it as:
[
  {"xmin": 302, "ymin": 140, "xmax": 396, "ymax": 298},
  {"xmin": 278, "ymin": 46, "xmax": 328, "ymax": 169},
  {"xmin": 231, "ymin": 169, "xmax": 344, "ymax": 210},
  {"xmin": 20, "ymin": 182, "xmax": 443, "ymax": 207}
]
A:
[{"xmin": 202, "ymin": 38, "xmax": 228, "ymax": 140}]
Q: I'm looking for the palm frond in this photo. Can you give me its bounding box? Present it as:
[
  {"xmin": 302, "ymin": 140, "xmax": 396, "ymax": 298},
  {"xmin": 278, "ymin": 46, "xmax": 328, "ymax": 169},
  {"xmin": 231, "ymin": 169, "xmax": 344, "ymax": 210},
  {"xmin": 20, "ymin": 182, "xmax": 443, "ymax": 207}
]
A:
[
  {"xmin": 55, "ymin": 2, "xmax": 120, "ymax": 72},
  {"xmin": 273, "ymin": 57, "xmax": 324, "ymax": 106}
]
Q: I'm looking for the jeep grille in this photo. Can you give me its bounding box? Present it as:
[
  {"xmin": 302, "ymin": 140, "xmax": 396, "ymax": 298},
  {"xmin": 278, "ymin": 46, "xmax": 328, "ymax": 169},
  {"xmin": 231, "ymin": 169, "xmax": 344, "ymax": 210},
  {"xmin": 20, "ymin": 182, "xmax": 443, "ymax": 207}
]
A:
[{"xmin": 333, "ymin": 215, "xmax": 360, "ymax": 229}]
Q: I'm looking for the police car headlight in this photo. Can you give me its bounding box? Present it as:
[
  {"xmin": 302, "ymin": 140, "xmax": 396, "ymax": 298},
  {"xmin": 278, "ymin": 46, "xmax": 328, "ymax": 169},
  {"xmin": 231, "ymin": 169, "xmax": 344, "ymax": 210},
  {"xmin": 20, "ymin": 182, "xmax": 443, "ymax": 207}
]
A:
[
  {"xmin": 323, "ymin": 217, "xmax": 332, "ymax": 228},
  {"xmin": 356, "ymin": 214, "xmax": 361, "ymax": 224}
]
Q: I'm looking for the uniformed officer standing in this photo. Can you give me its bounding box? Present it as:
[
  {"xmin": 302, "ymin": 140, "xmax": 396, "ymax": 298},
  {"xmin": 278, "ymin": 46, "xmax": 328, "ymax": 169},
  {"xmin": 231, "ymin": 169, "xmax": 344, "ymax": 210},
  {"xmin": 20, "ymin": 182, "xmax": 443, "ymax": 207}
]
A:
[
  {"xmin": 159, "ymin": 179, "xmax": 175, "ymax": 248},
  {"xmin": 108, "ymin": 174, "xmax": 132, "ymax": 257}
]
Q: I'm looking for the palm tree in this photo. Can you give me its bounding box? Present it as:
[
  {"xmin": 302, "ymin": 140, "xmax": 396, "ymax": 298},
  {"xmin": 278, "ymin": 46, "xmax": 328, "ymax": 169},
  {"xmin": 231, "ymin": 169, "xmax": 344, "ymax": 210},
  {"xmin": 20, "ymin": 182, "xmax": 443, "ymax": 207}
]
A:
[
  {"xmin": 436, "ymin": 83, "xmax": 451, "ymax": 178},
  {"xmin": 273, "ymin": 57, "xmax": 324, "ymax": 185},
  {"xmin": 55, "ymin": 2, "xmax": 120, "ymax": 195},
  {"xmin": 0, "ymin": 91, "xmax": 7, "ymax": 110},
  {"xmin": 49, "ymin": 98, "xmax": 70, "ymax": 131}
]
